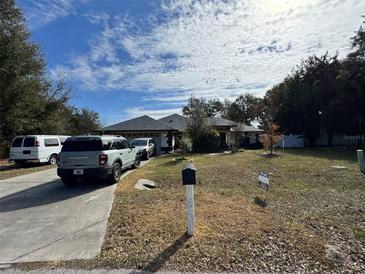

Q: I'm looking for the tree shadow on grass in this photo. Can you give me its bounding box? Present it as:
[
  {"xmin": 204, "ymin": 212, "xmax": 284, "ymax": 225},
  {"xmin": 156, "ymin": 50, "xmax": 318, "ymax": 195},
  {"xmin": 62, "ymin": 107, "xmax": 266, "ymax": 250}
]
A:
[{"xmin": 141, "ymin": 232, "xmax": 191, "ymax": 272}]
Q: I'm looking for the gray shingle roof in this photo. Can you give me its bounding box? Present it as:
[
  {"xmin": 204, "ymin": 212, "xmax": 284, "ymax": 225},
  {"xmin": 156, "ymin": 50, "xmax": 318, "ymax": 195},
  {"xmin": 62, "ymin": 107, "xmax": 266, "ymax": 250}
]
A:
[
  {"xmin": 159, "ymin": 113, "xmax": 237, "ymax": 131},
  {"xmin": 158, "ymin": 114, "xmax": 188, "ymax": 131},
  {"xmin": 102, "ymin": 115, "xmax": 177, "ymax": 131},
  {"xmin": 232, "ymin": 123, "xmax": 264, "ymax": 132},
  {"xmin": 207, "ymin": 117, "xmax": 237, "ymax": 127},
  {"xmin": 102, "ymin": 114, "xmax": 238, "ymax": 133}
]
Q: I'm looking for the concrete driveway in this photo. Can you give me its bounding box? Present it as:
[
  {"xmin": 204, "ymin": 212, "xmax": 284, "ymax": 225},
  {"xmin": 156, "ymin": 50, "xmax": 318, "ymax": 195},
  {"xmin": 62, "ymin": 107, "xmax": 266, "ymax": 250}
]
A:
[{"xmin": 0, "ymin": 162, "xmax": 148, "ymax": 264}]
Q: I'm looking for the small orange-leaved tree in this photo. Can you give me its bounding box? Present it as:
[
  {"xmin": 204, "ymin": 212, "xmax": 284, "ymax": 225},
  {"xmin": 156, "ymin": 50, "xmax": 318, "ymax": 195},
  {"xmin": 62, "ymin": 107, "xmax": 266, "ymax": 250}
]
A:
[{"xmin": 260, "ymin": 123, "xmax": 282, "ymax": 155}]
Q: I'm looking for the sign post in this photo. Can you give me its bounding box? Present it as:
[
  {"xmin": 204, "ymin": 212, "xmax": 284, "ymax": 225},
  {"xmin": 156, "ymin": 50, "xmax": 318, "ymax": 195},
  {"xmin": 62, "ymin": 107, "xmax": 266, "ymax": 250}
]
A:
[
  {"xmin": 186, "ymin": 184, "xmax": 194, "ymax": 236},
  {"xmin": 182, "ymin": 162, "xmax": 196, "ymax": 236}
]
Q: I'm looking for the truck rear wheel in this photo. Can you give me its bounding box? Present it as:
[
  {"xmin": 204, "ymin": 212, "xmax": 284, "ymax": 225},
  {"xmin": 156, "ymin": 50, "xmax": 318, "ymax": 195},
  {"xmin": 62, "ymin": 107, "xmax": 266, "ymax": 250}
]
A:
[{"xmin": 108, "ymin": 162, "xmax": 122, "ymax": 184}]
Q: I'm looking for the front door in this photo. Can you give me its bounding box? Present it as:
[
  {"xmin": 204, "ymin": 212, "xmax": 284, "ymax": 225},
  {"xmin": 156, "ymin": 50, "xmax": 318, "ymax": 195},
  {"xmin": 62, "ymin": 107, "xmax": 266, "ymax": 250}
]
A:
[{"xmin": 220, "ymin": 132, "xmax": 226, "ymax": 148}]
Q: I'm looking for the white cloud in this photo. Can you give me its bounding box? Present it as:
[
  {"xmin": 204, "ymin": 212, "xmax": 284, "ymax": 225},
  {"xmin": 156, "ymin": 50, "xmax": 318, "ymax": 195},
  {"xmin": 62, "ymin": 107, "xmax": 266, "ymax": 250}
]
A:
[
  {"xmin": 54, "ymin": 0, "xmax": 365, "ymax": 104},
  {"xmin": 115, "ymin": 107, "xmax": 182, "ymax": 121},
  {"xmin": 84, "ymin": 12, "xmax": 109, "ymax": 25},
  {"xmin": 21, "ymin": 0, "xmax": 87, "ymax": 29}
]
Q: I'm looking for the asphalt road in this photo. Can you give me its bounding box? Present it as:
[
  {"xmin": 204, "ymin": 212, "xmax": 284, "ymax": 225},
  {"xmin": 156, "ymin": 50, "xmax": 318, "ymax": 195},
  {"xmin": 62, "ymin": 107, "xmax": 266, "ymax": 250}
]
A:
[{"xmin": 0, "ymin": 162, "xmax": 148, "ymax": 264}]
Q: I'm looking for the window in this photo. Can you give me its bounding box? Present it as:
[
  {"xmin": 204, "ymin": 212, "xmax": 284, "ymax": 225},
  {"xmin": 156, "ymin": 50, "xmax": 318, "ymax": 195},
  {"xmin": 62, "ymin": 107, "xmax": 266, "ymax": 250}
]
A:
[
  {"xmin": 121, "ymin": 140, "xmax": 130, "ymax": 149},
  {"xmin": 111, "ymin": 140, "xmax": 120, "ymax": 150},
  {"xmin": 44, "ymin": 138, "xmax": 60, "ymax": 147},
  {"xmin": 12, "ymin": 137, "xmax": 23, "ymax": 147},
  {"xmin": 23, "ymin": 137, "xmax": 35, "ymax": 147},
  {"xmin": 131, "ymin": 139, "xmax": 148, "ymax": 146},
  {"xmin": 62, "ymin": 139, "xmax": 102, "ymax": 151},
  {"xmin": 102, "ymin": 140, "xmax": 112, "ymax": 150}
]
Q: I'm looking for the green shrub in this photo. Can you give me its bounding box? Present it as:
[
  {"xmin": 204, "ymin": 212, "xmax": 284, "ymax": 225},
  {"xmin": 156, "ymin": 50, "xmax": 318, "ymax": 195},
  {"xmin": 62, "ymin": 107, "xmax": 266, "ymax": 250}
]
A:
[
  {"xmin": 200, "ymin": 129, "xmax": 220, "ymax": 153},
  {"xmin": 180, "ymin": 135, "xmax": 192, "ymax": 154}
]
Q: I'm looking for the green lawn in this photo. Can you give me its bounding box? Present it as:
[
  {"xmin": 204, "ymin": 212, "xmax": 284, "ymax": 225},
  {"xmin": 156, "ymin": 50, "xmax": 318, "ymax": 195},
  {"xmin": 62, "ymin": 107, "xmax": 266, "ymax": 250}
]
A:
[{"xmin": 16, "ymin": 148, "xmax": 365, "ymax": 272}]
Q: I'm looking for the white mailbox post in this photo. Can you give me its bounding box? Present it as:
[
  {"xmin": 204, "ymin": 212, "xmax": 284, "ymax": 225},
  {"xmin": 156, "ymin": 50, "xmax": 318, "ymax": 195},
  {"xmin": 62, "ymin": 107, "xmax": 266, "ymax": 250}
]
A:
[
  {"xmin": 182, "ymin": 162, "xmax": 196, "ymax": 236},
  {"xmin": 357, "ymin": 150, "xmax": 365, "ymax": 174}
]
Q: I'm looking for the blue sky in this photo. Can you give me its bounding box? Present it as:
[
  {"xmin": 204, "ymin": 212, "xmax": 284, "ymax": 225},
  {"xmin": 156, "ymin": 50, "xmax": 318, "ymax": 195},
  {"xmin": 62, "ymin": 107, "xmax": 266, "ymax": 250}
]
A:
[{"xmin": 17, "ymin": 0, "xmax": 365, "ymax": 125}]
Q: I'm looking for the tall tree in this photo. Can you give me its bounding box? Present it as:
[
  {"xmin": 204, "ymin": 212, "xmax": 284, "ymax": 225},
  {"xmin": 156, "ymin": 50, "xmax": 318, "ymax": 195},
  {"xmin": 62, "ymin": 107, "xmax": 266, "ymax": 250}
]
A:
[
  {"xmin": 0, "ymin": 0, "xmax": 49, "ymax": 156},
  {"xmin": 183, "ymin": 97, "xmax": 223, "ymax": 117},
  {"xmin": 302, "ymin": 54, "xmax": 342, "ymax": 146},
  {"xmin": 183, "ymin": 96, "xmax": 211, "ymax": 152},
  {"xmin": 222, "ymin": 94, "xmax": 263, "ymax": 125},
  {"xmin": 264, "ymin": 54, "xmax": 342, "ymax": 146},
  {"xmin": 349, "ymin": 17, "xmax": 365, "ymax": 60},
  {"xmin": 339, "ymin": 19, "xmax": 365, "ymax": 144},
  {"xmin": 0, "ymin": 1, "xmax": 102, "ymax": 157},
  {"xmin": 69, "ymin": 108, "xmax": 102, "ymax": 135}
]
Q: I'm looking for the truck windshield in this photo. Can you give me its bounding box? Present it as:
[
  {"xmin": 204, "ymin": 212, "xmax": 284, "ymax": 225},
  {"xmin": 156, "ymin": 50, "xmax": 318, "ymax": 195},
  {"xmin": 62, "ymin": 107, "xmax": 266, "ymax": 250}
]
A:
[{"xmin": 131, "ymin": 140, "xmax": 147, "ymax": 146}]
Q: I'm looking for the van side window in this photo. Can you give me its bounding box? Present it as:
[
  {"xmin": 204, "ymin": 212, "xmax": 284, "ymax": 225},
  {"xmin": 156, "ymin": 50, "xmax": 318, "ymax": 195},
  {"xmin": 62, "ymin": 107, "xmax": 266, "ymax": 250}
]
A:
[
  {"xmin": 23, "ymin": 137, "xmax": 35, "ymax": 147},
  {"xmin": 45, "ymin": 138, "xmax": 59, "ymax": 147},
  {"xmin": 12, "ymin": 137, "xmax": 23, "ymax": 147}
]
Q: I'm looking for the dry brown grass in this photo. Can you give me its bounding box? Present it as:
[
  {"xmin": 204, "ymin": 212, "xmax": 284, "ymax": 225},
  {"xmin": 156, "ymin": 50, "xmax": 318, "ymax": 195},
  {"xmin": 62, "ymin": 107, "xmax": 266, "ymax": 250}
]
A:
[
  {"xmin": 14, "ymin": 148, "xmax": 365, "ymax": 272},
  {"xmin": 0, "ymin": 163, "xmax": 54, "ymax": 180}
]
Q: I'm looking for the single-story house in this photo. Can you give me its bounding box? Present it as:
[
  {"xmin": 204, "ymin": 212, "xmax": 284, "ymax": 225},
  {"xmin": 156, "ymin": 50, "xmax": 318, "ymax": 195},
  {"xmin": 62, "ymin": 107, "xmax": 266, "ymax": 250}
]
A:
[
  {"xmin": 100, "ymin": 114, "xmax": 263, "ymax": 154},
  {"xmin": 100, "ymin": 115, "xmax": 178, "ymax": 154},
  {"xmin": 159, "ymin": 114, "xmax": 238, "ymax": 149},
  {"xmin": 230, "ymin": 123, "xmax": 264, "ymax": 147}
]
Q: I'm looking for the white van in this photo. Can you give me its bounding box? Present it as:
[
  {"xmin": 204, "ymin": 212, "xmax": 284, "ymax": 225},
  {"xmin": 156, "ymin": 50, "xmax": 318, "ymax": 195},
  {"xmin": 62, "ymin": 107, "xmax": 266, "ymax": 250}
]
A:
[{"xmin": 9, "ymin": 135, "xmax": 70, "ymax": 165}]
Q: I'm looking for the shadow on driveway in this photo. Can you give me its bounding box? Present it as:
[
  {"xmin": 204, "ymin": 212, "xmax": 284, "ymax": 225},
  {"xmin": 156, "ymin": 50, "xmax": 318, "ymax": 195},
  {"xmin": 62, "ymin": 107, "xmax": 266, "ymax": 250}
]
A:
[{"xmin": 0, "ymin": 179, "xmax": 110, "ymax": 213}]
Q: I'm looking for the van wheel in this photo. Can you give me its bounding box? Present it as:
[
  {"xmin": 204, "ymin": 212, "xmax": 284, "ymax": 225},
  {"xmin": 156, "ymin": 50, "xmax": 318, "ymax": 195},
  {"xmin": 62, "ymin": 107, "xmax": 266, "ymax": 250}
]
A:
[
  {"xmin": 132, "ymin": 155, "xmax": 141, "ymax": 169},
  {"xmin": 109, "ymin": 162, "xmax": 122, "ymax": 184},
  {"xmin": 61, "ymin": 177, "xmax": 76, "ymax": 186},
  {"xmin": 49, "ymin": 154, "xmax": 58, "ymax": 165}
]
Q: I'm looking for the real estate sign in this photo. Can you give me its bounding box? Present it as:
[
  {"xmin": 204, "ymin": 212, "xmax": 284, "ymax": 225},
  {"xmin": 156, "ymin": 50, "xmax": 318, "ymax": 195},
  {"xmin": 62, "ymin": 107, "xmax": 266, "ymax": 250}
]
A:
[{"xmin": 259, "ymin": 171, "xmax": 269, "ymax": 190}]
